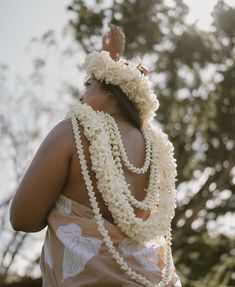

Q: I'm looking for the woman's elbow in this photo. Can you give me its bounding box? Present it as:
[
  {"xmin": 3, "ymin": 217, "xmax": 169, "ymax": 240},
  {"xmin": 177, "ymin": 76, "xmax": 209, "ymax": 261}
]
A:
[
  {"xmin": 9, "ymin": 197, "xmax": 47, "ymax": 232},
  {"xmin": 9, "ymin": 211, "xmax": 47, "ymax": 233},
  {"xmin": 10, "ymin": 217, "xmax": 23, "ymax": 232},
  {"xmin": 10, "ymin": 219, "xmax": 47, "ymax": 232}
]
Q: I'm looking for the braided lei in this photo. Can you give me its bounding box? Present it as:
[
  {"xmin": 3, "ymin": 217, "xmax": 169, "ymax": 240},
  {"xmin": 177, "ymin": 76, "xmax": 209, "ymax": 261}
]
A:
[{"xmin": 65, "ymin": 102, "xmax": 178, "ymax": 286}]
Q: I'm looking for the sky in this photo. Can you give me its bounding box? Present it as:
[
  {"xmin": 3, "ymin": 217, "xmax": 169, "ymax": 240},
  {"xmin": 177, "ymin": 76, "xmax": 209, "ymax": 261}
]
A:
[
  {"xmin": 1, "ymin": 0, "xmax": 235, "ymax": 211},
  {"xmin": 0, "ymin": 0, "xmax": 235, "ymax": 276},
  {"xmin": 0, "ymin": 0, "xmax": 235, "ymax": 77},
  {"xmin": 0, "ymin": 0, "xmax": 70, "ymax": 74},
  {"xmin": 1, "ymin": 0, "xmax": 235, "ymax": 205},
  {"xmin": 183, "ymin": 0, "xmax": 235, "ymax": 28},
  {"xmin": 2, "ymin": 0, "xmax": 232, "ymax": 194}
]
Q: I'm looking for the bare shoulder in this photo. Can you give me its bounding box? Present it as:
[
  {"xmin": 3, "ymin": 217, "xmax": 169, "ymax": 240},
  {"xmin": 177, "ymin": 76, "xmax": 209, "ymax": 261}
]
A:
[
  {"xmin": 56, "ymin": 116, "xmax": 92, "ymax": 168},
  {"xmin": 45, "ymin": 118, "xmax": 78, "ymax": 157},
  {"xmin": 9, "ymin": 118, "xmax": 79, "ymax": 232},
  {"xmin": 51, "ymin": 118, "xmax": 74, "ymax": 142}
]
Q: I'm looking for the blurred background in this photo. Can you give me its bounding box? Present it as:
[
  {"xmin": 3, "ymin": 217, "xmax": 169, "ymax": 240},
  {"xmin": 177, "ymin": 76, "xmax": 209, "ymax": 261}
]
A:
[{"xmin": 0, "ymin": 0, "xmax": 235, "ymax": 286}]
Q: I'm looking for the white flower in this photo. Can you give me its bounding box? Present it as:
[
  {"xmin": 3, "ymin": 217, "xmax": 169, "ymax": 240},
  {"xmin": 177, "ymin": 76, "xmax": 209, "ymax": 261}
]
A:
[
  {"xmin": 64, "ymin": 102, "xmax": 178, "ymax": 287},
  {"xmin": 83, "ymin": 50, "xmax": 159, "ymax": 125}
]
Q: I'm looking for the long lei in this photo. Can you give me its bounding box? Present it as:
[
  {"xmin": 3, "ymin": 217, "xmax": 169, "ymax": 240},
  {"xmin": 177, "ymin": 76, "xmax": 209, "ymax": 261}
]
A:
[{"xmin": 65, "ymin": 102, "xmax": 178, "ymax": 287}]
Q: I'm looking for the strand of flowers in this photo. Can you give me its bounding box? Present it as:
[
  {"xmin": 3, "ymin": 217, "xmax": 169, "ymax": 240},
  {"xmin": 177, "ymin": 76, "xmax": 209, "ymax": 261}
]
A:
[
  {"xmin": 70, "ymin": 114, "xmax": 173, "ymax": 287},
  {"xmin": 103, "ymin": 118, "xmax": 160, "ymax": 211},
  {"xmin": 102, "ymin": 112, "xmax": 152, "ymax": 174},
  {"xmin": 65, "ymin": 103, "xmax": 176, "ymax": 244}
]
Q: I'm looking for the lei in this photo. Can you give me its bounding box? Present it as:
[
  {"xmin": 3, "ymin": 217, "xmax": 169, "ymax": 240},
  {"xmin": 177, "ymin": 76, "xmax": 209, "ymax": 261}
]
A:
[{"xmin": 65, "ymin": 102, "xmax": 178, "ymax": 286}]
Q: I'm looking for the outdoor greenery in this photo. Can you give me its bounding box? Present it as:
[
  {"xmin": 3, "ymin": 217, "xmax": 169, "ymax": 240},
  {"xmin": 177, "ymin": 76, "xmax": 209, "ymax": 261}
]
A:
[
  {"xmin": 0, "ymin": 0, "xmax": 234, "ymax": 286},
  {"xmin": 67, "ymin": 0, "xmax": 235, "ymax": 285}
]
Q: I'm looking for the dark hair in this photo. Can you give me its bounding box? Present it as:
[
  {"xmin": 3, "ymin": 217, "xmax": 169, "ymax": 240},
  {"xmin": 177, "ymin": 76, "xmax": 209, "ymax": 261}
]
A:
[{"xmin": 100, "ymin": 81, "xmax": 142, "ymax": 130}]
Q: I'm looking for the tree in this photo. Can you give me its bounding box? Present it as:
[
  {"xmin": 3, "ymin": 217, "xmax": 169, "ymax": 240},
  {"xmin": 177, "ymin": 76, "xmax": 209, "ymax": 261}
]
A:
[
  {"xmin": 67, "ymin": 0, "xmax": 235, "ymax": 285},
  {"xmin": 0, "ymin": 29, "xmax": 81, "ymax": 283},
  {"xmin": 1, "ymin": 0, "xmax": 234, "ymax": 285}
]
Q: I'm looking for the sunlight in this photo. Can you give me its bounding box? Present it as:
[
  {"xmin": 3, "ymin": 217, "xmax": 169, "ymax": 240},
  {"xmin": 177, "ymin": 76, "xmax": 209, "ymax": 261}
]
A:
[
  {"xmin": 183, "ymin": 0, "xmax": 218, "ymax": 30},
  {"xmin": 183, "ymin": 0, "xmax": 235, "ymax": 30}
]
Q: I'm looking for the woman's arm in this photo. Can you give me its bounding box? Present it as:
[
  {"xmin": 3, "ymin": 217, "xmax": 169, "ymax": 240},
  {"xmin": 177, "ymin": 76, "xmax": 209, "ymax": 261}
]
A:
[{"xmin": 10, "ymin": 119, "xmax": 74, "ymax": 232}]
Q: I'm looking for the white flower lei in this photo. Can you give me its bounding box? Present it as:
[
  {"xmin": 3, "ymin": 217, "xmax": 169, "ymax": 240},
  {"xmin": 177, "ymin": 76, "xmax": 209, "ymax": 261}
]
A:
[
  {"xmin": 82, "ymin": 50, "xmax": 159, "ymax": 127},
  {"xmin": 66, "ymin": 102, "xmax": 177, "ymax": 242},
  {"xmin": 65, "ymin": 102, "xmax": 178, "ymax": 286},
  {"xmin": 102, "ymin": 115, "xmax": 160, "ymax": 211}
]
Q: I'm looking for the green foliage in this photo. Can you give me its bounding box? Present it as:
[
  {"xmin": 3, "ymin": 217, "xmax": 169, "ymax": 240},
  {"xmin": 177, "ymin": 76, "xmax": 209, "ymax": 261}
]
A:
[
  {"xmin": 67, "ymin": 0, "xmax": 235, "ymax": 285},
  {"xmin": 174, "ymin": 231, "xmax": 235, "ymax": 286}
]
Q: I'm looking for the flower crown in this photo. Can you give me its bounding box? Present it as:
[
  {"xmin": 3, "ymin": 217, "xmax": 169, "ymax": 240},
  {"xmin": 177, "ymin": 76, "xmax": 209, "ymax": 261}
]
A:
[{"xmin": 82, "ymin": 50, "xmax": 159, "ymax": 126}]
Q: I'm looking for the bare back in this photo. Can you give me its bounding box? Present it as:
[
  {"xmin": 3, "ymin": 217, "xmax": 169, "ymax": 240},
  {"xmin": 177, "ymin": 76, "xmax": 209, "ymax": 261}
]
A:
[{"xmin": 62, "ymin": 119, "xmax": 151, "ymax": 224}]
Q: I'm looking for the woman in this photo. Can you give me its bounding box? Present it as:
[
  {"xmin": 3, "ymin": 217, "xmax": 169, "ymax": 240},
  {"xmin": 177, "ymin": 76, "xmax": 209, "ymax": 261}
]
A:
[{"xmin": 10, "ymin": 24, "xmax": 182, "ymax": 286}]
